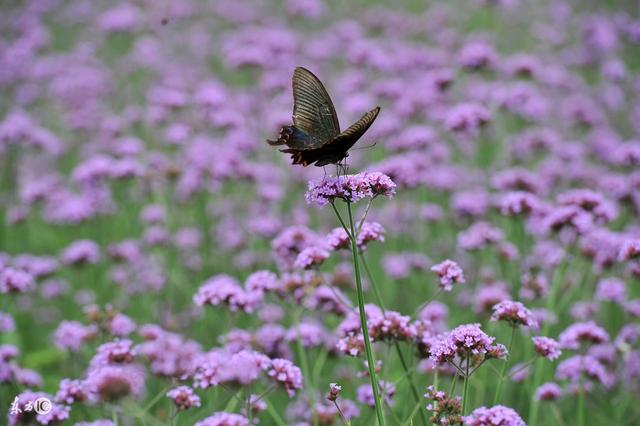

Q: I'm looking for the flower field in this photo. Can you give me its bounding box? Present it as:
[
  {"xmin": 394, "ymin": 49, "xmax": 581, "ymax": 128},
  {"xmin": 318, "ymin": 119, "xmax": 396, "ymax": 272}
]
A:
[{"xmin": 1, "ymin": 1, "xmax": 640, "ymax": 425}]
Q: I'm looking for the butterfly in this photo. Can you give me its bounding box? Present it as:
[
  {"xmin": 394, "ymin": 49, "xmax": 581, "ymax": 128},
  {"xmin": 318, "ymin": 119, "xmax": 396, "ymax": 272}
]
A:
[{"xmin": 267, "ymin": 67, "xmax": 381, "ymax": 167}]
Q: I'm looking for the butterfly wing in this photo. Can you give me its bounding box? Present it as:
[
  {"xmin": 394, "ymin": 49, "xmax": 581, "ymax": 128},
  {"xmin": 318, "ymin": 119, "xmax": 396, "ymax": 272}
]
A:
[
  {"xmin": 291, "ymin": 67, "xmax": 340, "ymax": 147},
  {"xmin": 288, "ymin": 106, "xmax": 381, "ymax": 166},
  {"xmin": 330, "ymin": 106, "xmax": 380, "ymax": 149}
]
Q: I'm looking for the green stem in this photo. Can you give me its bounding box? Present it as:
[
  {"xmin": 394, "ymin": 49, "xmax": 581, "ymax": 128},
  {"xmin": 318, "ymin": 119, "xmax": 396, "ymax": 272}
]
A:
[
  {"xmin": 462, "ymin": 354, "xmax": 471, "ymax": 417},
  {"xmin": 528, "ymin": 247, "xmax": 573, "ymax": 425},
  {"xmin": 577, "ymin": 377, "xmax": 585, "ymax": 426},
  {"xmin": 330, "ymin": 201, "xmax": 352, "ymax": 239},
  {"xmin": 346, "ymin": 201, "xmax": 386, "ymax": 426},
  {"xmin": 493, "ymin": 326, "xmax": 516, "ymax": 404},
  {"xmin": 264, "ymin": 397, "xmax": 288, "ymax": 426},
  {"xmin": 295, "ymin": 310, "xmax": 318, "ymax": 426}
]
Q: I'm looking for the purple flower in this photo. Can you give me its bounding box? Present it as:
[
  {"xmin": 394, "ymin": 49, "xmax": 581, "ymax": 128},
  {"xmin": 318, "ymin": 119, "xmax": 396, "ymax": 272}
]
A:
[
  {"xmin": 55, "ymin": 378, "xmax": 89, "ymax": 404},
  {"xmin": 418, "ymin": 301, "xmax": 449, "ymax": 332},
  {"xmin": 268, "ymin": 358, "xmax": 303, "ymax": 397},
  {"xmin": 616, "ymin": 324, "xmax": 640, "ymax": 348},
  {"xmin": 193, "ymin": 349, "xmax": 270, "ymax": 388},
  {"xmin": 431, "ymin": 259, "xmax": 465, "ymax": 291},
  {"xmin": 459, "ymin": 41, "xmax": 498, "ymax": 70},
  {"xmin": 509, "ymin": 363, "xmax": 530, "ymax": 382},
  {"xmin": 519, "ymin": 272, "xmax": 549, "ymax": 300},
  {"xmin": 167, "ymin": 386, "xmax": 201, "ymax": 410},
  {"xmin": 463, "ymin": 405, "xmax": 526, "ymax": 426},
  {"xmin": 193, "ymin": 274, "xmax": 262, "ymax": 313},
  {"xmin": 619, "ymin": 239, "xmax": 640, "ymax": 261},
  {"xmin": 458, "ymin": 222, "xmax": 504, "ymax": 251},
  {"xmin": 271, "ymin": 225, "xmax": 318, "ymax": 270},
  {"xmin": 327, "ymin": 382, "xmax": 342, "ymax": 401},
  {"xmin": 595, "ymin": 278, "xmax": 627, "ymax": 304},
  {"xmin": 36, "ymin": 403, "xmax": 70, "ymax": 425},
  {"xmin": 137, "ymin": 328, "xmax": 201, "ymax": 378},
  {"xmin": 286, "ymin": 320, "xmax": 328, "ymax": 348},
  {"xmin": 0, "ymin": 311, "xmax": 15, "ymax": 333},
  {"xmin": 498, "ymin": 191, "xmax": 541, "ymax": 216},
  {"xmin": 53, "ymin": 321, "xmax": 98, "ymax": 352},
  {"xmin": 8, "ymin": 391, "xmax": 51, "ymax": 426},
  {"xmin": 336, "ymin": 332, "xmax": 366, "ymax": 357},
  {"xmin": 98, "ymin": 4, "xmax": 140, "ymax": 32},
  {"xmin": 368, "ymin": 310, "xmax": 417, "ymax": 342},
  {"xmin": 357, "ymin": 221, "xmax": 385, "ymax": 249},
  {"xmin": 558, "ymin": 321, "xmax": 610, "ymax": 349},
  {"xmin": 61, "ymin": 240, "xmax": 100, "ymax": 266},
  {"xmin": 430, "ymin": 323, "xmax": 496, "ymax": 365},
  {"xmin": 0, "ymin": 267, "xmax": 35, "ymax": 294},
  {"xmin": 535, "ymin": 382, "xmax": 562, "ymax": 401},
  {"xmin": 244, "ymin": 270, "xmax": 280, "ymax": 294},
  {"xmin": 357, "ymin": 380, "xmax": 395, "ymax": 407},
  {"xmin": 626, "ymin": 299, "xmax": 640, "ymax": 317},
  {"xmin": 532, "ymin": 336, "xmax": 562, "ymax": 360},
  {"xmin": 382, "ymin": 252, "xmax": 430, "ymax": 280},
  {"xmin": 194, "ymin": 412, "xmax": 249, "ymax": 426},
  {"xmin": 89, "ymin": 339, "xmax": 137, "ymax": 370},
  {"xmin": 305, "ymin": 172, "xmax": 396, "ymax": 207},
  {"xmin": 107, "ymin": 313, "xmax": 136, "ymax": 337},
  {"xmin": 555, "ymin": 355, "xmax": 615, "ymax": 388},
  {"xmin": 85, "ymin": 365, "xmax": 145, "ymax": 402},
  {"xmin": 286, "ymin": 0, "xmax": 325, "ymax": 18},
  {"xmin": 326, "ymin": 227, "xmax": 351, "ymax": 250},
  {"xmin": 557, "ymin": 189, "xmax": 618, "ymax": 225},
  {"xmin": 491, "ymin": 301, "xmax": 539, "ymax": 329},
  {"xmin": 424, "ymin": 386, "xmax": 462, "ymax": 425},
  {"xmin": 14, "ymin": 367, "xmax": 43, "ymax": 387},
  {"xmin": 294, "ymin": 246, "xmax": 330, "ymax": 270},
  {"xmin": 444, "ymin": 103, "xmax": 491, "ymax": 136},
  {"xmin": 474, "ymin": 283, "xmax": 511, "ymax": 314}
]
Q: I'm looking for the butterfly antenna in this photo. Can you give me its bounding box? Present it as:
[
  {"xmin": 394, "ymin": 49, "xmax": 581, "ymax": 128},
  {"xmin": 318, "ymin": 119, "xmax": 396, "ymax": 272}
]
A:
[{"xmin": 352, "ymin": 142, "xmax": 377, "ymax": 151}]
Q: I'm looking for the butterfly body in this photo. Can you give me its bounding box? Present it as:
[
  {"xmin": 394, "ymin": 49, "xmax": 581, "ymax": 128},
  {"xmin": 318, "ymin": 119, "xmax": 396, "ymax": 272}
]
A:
[{"xmin": 267, "ymin": 67, "xmax": 380, "ymax": 167}]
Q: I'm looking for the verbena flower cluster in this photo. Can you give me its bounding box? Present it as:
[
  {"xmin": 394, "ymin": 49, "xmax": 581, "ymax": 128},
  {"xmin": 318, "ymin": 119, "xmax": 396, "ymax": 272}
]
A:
[{"xmin": 305, "ymin": 172, "xmax": 396, "ymax": 206}]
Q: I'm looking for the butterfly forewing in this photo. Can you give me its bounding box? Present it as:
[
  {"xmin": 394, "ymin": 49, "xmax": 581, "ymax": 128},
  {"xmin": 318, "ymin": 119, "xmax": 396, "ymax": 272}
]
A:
[{"xmin": 292, "ymin": 67, "xmax": 340, "ymax": 147}]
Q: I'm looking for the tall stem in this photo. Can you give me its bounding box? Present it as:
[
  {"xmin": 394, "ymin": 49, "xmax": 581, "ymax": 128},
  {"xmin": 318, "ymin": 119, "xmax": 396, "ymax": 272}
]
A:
[
  {"xmin": 493, "ymin": 326, "xmax": 516, "ymax": 404},
  {"xmin": 346, "ymin": 202, "xmax": 386, "ymax": 426},
  {"xmin": 577, "ymin": 373, "xmax": 585, "ymax": 426},
  {"xmin": 361, "ymin": 253, "xmax": 428, "ymax": 426},
  {"xmin": 528, "ymin": 246, "xmax": 572, "ymax": 425},
  {"xmin": 462, "ymin": 354, "xmax": 471, "ymax": 418}
]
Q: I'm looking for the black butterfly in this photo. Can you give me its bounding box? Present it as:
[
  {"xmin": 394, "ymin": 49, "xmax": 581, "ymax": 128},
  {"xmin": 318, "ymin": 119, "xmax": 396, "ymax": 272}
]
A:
[{"xmin": 267, "ymin": 67, "xmax": 381, "ymax": 167}]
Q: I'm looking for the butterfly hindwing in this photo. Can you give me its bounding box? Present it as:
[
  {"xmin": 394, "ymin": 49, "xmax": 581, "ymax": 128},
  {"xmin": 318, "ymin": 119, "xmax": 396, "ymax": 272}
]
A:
[
  {"xmin": 267, "ymin": 125, "xmax": 314, "ymax": 150},
  {"xmin": 292, "ymin": 67, "xmax": 340, "ymax": 146}
]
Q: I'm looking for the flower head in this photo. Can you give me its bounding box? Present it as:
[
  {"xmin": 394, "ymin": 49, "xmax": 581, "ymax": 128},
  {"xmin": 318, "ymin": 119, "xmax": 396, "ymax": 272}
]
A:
[
  {"xmin": 491, "ymin": 301, "xmax": 539, "ymax": 329},
  {"xmin": 431, "ymin": 260, "xmax": 465, "ymax": 291},
  {"xmin": 430, "ymin": 323, "xmax": 496, "ymax": 365},
  {"xmin": 167, "ymin": 386, "xmax": 201, "ymax": 410},
  {"xmin": 327, "ymin": 382, "xmax": 342, "ymax": 402},
  {"xmin": 532, "ymin": 336, "xmax": 562, "ymax": 360},
  {"xmin": 268, "ymin": 358, "xmax": 303, "ymax": 397},
  {"xmin": 535, "ymin": 382, "xmax": 562, "ymax": 401},
  {"xmin": 558, "ymin": 321, "xmax": 610, "ymax": 349},
  {"xmin": 305, "ymin": 172, "xmax": 396, "ymax": 207},
  {"xmin": 194, "ymin": 412, "xmax": 249, "ymax": 426},
  {"xmin": 463, "ymin": 405, "xmax": 526, "ymax": 426}
]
